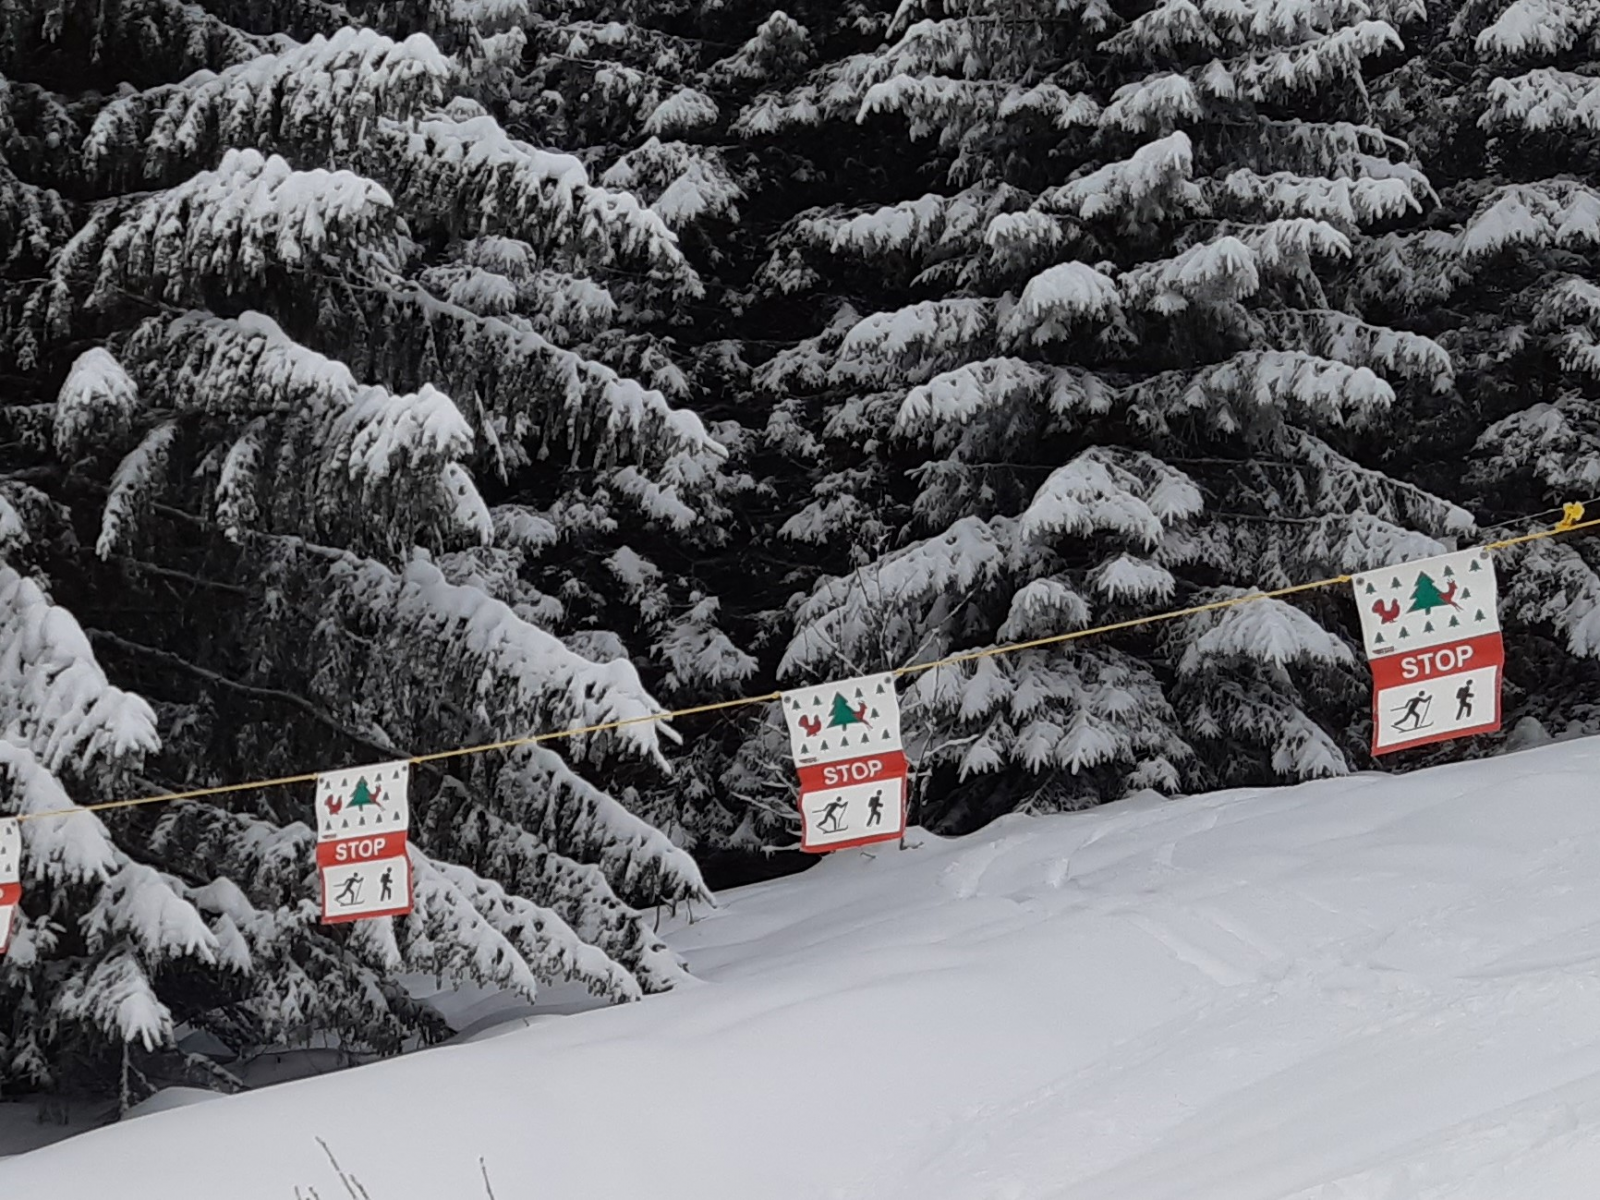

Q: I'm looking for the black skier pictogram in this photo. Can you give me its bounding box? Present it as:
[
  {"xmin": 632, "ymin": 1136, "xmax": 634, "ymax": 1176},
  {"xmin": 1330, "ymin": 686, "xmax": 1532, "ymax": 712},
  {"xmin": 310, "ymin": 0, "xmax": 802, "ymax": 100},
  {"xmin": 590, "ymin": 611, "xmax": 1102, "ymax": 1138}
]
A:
[
  {"xmin": 817, "ymin": 798, "xmax": 849, "ymax": 833},
  {"xmin": 1392, "ymin": 690, "xmax": 1433, "ymax": 732},
  {"xmin": 334, "ymin": 873, "xmax": 363, "ymax": 906}
]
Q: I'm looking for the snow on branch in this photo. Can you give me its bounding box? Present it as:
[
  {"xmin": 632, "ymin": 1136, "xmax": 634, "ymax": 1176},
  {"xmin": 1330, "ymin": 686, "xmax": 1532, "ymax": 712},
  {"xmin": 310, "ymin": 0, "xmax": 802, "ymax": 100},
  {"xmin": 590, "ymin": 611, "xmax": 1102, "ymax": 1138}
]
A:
[
  {"xmin": 1261, "ymin": 310, "xmax": 1453, "ymax": 392},
  {"xmin": 1185, "ymin": 676, "xmax": 1348, "ymax": 779},
  {"xmin": 1459, "ymin": 181, "xmax": 1600, "ymax": 257},
  {"xmin": 1103, "ymin": 0, "xmax": 1222, "ymax": 60},
  {"xmin": 1475, "ymin": 0, "xmax": 1599, "ymax": 56},
  {"xmin": 779, "ymin": 515, "xmax": 1014, "ymax": 677},
  {"xmin": 421, "ymin": 856, "xmax": 642, "ymax": 1003},
  {"xmin": 1101, "ymin": 73, "xmax": 1202, "ymax": 134},
  {"xmin": 1285, "ymin": 428, "xmax": 1475, "ymax": 535},
  {"xmin": 1002, "ymin": 261, "xmax": 1122, "ymax": 345},
  {"xmin": 897, "ymin": 358, "xmax": 1052, "ymax": 438},
  {"xmin": 49, "ymin": 950, "xmax": 174, "ymax": 1052},
  {"xmin": 1043, "ymin": 132, "xmax": 1203, "ymax": 227},
  {"xmin": 834, "ymin": 299, "xmax": 995, "ymax": 385},
  {"xmin": 61, "ymin": 149, "xmax": 403, "ymax": 320},
  {"xmin": 0, "ymin": 160, "xmax": 71, "ymax": 272},
  {"xmin": 1471, "ymin": 398, "xmax": 1600, "ymax": 495},
  {"xmin": 601, "ymin": 139, "xmax": 743, "ymax": 230},
  {"xmin": 376, "ymin": 115, "xmax": 698, "ymax": 291},
  {"xmin": 393, "ymin": 290, "xmax": 724, "ymax": 491},
  {"xmin": 1228, "ymin": 21, "xmax": 1403, "ymax": 101},
  {"xmin": 81, "ymin": 859, "xmax": 219, "ymax": 964},
  {"xmin": 1130, "ymin": 350, "xmax": 1396, "ymax": 435},
  {"xmin": 1217, "ymin": 169, "xmax": 1420, "ymax": 229},
  {"xmin": 420, "ymin": 238, "xmax": 618, "ymax": 339},
  {"xmin": 1120, "ymin": 235, "xmax": 1263, "ymax": 311},
  {"xmin": 83, "ymin": 29, "xmax": 453, "ymax": 188},
  {"xmin": 117, "ymin": 310, "xmax": 490, "ymax": 553},
  {"xmin": 1178, "ymin": 590, "xmax": 1353, "ymax": 673},
  {"xmin": 1019, "ymin": 448, "xmax": 1203, "ymax": 548},
  {"xmin": 858, "ymin": 75, "xmax": 1097, "ymax": 146},
  {"xmin": 1485, "ymin": 68, "xmax": 1600, "ymax": 133},
  {"xmin": 1505, "ymin": 541, "xmax": 1600, "ymax": 658},
  {"xmin": 327, "ymin": 555, "xmax": 670, "ymax": 766},
  {"xmin": 707, "ymin": 10, "xmax": 814, "ymax": 86},
  {"xmin": 641, "ymin": 88, "xmax": 719, "ymax": 137},
  {"xmin": 0, "ymin": 565, "xmax": 160, "ymax": 779},
  {"xmin": 489, "ymin": 743, "xmax": 710, "ymax": 909},
  {"xmin": 55, "ymin": 348, "xmax": 139, "ymax": 458},
  {"xmin": 451, "ymin": 805, "xmax": 690, "ymax": 993},
  {"xmin": 97, "ymin": 422, "xmax": 178, "ymax": 559},
  {"xmin": 0, "ymin": 741, "xmax": 118, "ymax": 887}
]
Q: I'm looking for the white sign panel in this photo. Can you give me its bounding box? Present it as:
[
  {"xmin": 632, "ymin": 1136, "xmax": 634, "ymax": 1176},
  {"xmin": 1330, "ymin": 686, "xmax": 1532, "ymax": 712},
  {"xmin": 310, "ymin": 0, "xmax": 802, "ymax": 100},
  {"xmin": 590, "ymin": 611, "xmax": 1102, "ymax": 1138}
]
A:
[
  {"xmin": 315, "ymin": 760, "xmax": 413, "ymax": 924},
  {"xmin": 1373, "ymin": 661, "xmax": 1502, "ymax": 753},
  {"xmin": 1352, "ymin": 548, "xmax": 1500, "ymax": 658},
  {"xmin": 0, "ymin": 818, "xmax": 19, "ymax": 954},
  {"xmin": 799, "ymin": 770, "xmax": 907, "ymax": 852},
  {"xmin": 782, "ymin": 672, "xmax": 903, "ymax": 766},
  {"xmin": 319, "ymin": 849, "xmax": 412, "ymax": 923},
  {"xmin": 316, "ymin": 761, "xmax": 411, "ymax": 841}
]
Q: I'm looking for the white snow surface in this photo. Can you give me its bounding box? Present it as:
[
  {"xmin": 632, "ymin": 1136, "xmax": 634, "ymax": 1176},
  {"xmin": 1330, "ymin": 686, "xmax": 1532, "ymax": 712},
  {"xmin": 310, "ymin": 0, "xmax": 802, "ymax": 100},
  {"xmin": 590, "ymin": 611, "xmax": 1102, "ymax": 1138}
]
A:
[{"xmin": 12, "ymin": 738, "xmax": 1600, "ymax": 1197}]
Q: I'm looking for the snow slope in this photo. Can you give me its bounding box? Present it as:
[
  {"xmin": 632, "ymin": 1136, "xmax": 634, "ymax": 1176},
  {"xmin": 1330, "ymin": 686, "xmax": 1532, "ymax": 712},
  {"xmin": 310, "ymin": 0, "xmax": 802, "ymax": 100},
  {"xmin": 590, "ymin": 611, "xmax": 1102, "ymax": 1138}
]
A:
[{"xmin": 9, "ymin": 738, "xmax": 1600, "ymax": 1199}]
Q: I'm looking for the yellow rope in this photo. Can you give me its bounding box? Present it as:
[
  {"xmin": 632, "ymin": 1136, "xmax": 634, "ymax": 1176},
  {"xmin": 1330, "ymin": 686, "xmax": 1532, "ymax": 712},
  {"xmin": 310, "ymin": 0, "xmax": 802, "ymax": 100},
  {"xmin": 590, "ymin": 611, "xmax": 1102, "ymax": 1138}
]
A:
[{"xmin": 12, "ymin": 510, "xmax": 1600, "ymax": 826}]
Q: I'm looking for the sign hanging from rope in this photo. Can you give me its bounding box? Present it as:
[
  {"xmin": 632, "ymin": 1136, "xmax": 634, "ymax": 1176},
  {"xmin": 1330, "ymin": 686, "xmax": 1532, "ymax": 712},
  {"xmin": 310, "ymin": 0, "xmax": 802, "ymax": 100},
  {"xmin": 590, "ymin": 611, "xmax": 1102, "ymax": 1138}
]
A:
[
  {"xmin": 1352, "ymin": 548, "xmax": 1504, "ymax": 754},
  {"xmin": 316, "ymin": 761, "xmax": 413, "ymax": 924},
  {"xmin": 782, "ymin": 672, "xmax": 908, "ymax": 852},
  {"xmin": 0, "ymin": 818, "xmax": 20, "ymax": 955}
]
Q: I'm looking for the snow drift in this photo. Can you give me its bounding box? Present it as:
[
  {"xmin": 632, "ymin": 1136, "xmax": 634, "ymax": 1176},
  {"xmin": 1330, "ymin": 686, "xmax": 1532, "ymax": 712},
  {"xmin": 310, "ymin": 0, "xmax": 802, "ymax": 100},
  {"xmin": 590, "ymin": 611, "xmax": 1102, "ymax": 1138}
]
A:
[{"xmin": 8, "ymin": 736, "xmax": 1600, "ymax": 1199}]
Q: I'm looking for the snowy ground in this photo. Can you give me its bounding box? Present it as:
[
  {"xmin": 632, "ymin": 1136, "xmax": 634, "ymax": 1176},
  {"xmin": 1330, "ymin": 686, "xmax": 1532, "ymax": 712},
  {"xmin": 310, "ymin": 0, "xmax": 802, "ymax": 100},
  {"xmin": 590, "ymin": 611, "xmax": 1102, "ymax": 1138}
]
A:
[{"xmin": 9, "ymin": 738, "xmax": 1600, "ymax": 1198}]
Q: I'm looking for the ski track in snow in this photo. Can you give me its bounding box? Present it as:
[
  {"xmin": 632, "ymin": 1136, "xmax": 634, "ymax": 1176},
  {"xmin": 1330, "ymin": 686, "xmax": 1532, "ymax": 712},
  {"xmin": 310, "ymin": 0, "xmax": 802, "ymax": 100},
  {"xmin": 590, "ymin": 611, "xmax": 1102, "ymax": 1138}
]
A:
[{"xmin": 8, "ymin": 741, "xmax": 1600, "ymax": 1197}]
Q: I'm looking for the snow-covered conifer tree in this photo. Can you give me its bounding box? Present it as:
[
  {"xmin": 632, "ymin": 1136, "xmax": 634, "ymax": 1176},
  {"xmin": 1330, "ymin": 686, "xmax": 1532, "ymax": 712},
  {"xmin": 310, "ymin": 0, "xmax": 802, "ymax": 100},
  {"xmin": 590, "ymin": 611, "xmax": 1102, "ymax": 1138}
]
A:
[
  {"xmin": 730, "ymin": 0, "xmax": 1472, "ymax": 832},
  {"xmin": 1356, "ymin": 0, "xmax": 1600, "ymax": 737},
  {"xmin": 0, "ymin": 0, "xmax": 746, "ymax": 1102}
]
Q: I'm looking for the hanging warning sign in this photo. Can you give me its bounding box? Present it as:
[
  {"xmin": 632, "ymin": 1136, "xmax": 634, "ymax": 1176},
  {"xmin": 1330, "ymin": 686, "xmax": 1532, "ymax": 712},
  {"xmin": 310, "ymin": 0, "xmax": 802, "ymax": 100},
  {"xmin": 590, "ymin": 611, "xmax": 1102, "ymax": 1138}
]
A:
[
  {"xmin": 782, "ymin": 673, "xmax": 908, "ymax": 852},
  {"xmin": 0, "ymin": 818, "xmax": 20, "ymax": 955},
  {"xmin": 315, "ymin": 761, "xmax": 413, "ymax": 924},
  {"xmin": 1351, "ymin": 549, "xmax": 1503, "ymax": 754}
]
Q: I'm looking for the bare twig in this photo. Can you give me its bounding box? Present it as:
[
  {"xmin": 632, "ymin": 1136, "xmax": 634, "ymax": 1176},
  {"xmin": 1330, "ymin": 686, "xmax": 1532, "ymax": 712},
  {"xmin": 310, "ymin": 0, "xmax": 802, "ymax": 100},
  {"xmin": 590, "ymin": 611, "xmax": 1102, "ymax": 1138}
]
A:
[
  {"xmin": 86, "ymin": 629, "xmax": 400, "ymax": 762},
  {"xmin": 314, "ymin": 1138, "xmax": 372, "ymax": 1200}
]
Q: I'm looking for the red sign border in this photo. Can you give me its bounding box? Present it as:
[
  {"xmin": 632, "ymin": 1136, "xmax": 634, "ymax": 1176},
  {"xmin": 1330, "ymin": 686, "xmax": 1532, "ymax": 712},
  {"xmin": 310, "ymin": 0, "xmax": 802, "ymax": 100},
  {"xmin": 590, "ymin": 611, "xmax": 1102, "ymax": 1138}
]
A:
[
  {"xmin": 318, "ymin": 834, "xmax": 413, "ymax": 925},
  {"xmin": 0, "ymin": 895, "xmax": 15, "ymax": 955},
  {"xmin": 798, "ymin": 751, "xmax": 909, "ymax": 854},
  {"xmin": 1370, "ymin": 633, "xmax": 1504, "ymax": 756}
]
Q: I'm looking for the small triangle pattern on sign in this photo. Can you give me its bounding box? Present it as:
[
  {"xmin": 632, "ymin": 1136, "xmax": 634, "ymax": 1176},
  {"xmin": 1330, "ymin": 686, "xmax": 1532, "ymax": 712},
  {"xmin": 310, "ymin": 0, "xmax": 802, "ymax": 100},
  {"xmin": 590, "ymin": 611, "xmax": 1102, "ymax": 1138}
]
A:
[
  {"xmin": 1351, "ymin": 548, "xmax": 1501, "ymax": 659},
  {"xmin": 0, "ymin": 819, "xmax": 18, "ymax": 884},
  {"xmin": 781, "ymin": 671, "xmax": 906, "ymax": 766},
  {"xmin": 316, "ymin": 760, "xmax": 412, "ymax": 841}
]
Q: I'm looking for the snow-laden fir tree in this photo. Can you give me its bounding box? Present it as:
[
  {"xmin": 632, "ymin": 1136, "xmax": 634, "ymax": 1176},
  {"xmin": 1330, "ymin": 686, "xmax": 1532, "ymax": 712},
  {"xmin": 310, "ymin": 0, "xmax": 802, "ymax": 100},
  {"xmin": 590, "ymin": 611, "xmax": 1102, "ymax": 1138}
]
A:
[
  {"xmin": 499, "ymin": 3, "xmax": 846, "ymax": 853},
  {"xmin": 0, "ymin": 3, "xmax": 746, "ymax": 1102},
  {"xmin": 1357, "ymin": 0, "xmax": 1600, "ymax": 738},
  {"xmin": 727, "ymin": 0, "xmax": 1474, "ymax": 832}
]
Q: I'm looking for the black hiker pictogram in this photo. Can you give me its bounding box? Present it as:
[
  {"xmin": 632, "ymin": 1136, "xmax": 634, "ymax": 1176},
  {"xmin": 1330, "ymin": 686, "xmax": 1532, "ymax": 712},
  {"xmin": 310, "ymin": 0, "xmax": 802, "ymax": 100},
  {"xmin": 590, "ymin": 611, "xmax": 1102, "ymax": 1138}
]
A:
[
  {"xmin": 379, "ymin": 866, "xmax": 394, "ymax": 902},
  {"xmin": 866, "ymin": 790, "xmax": 883, "ymax": 826},
  {"xmin": 1455, "ymin": 678, "xmax": 1475, "ymax": 720}
]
